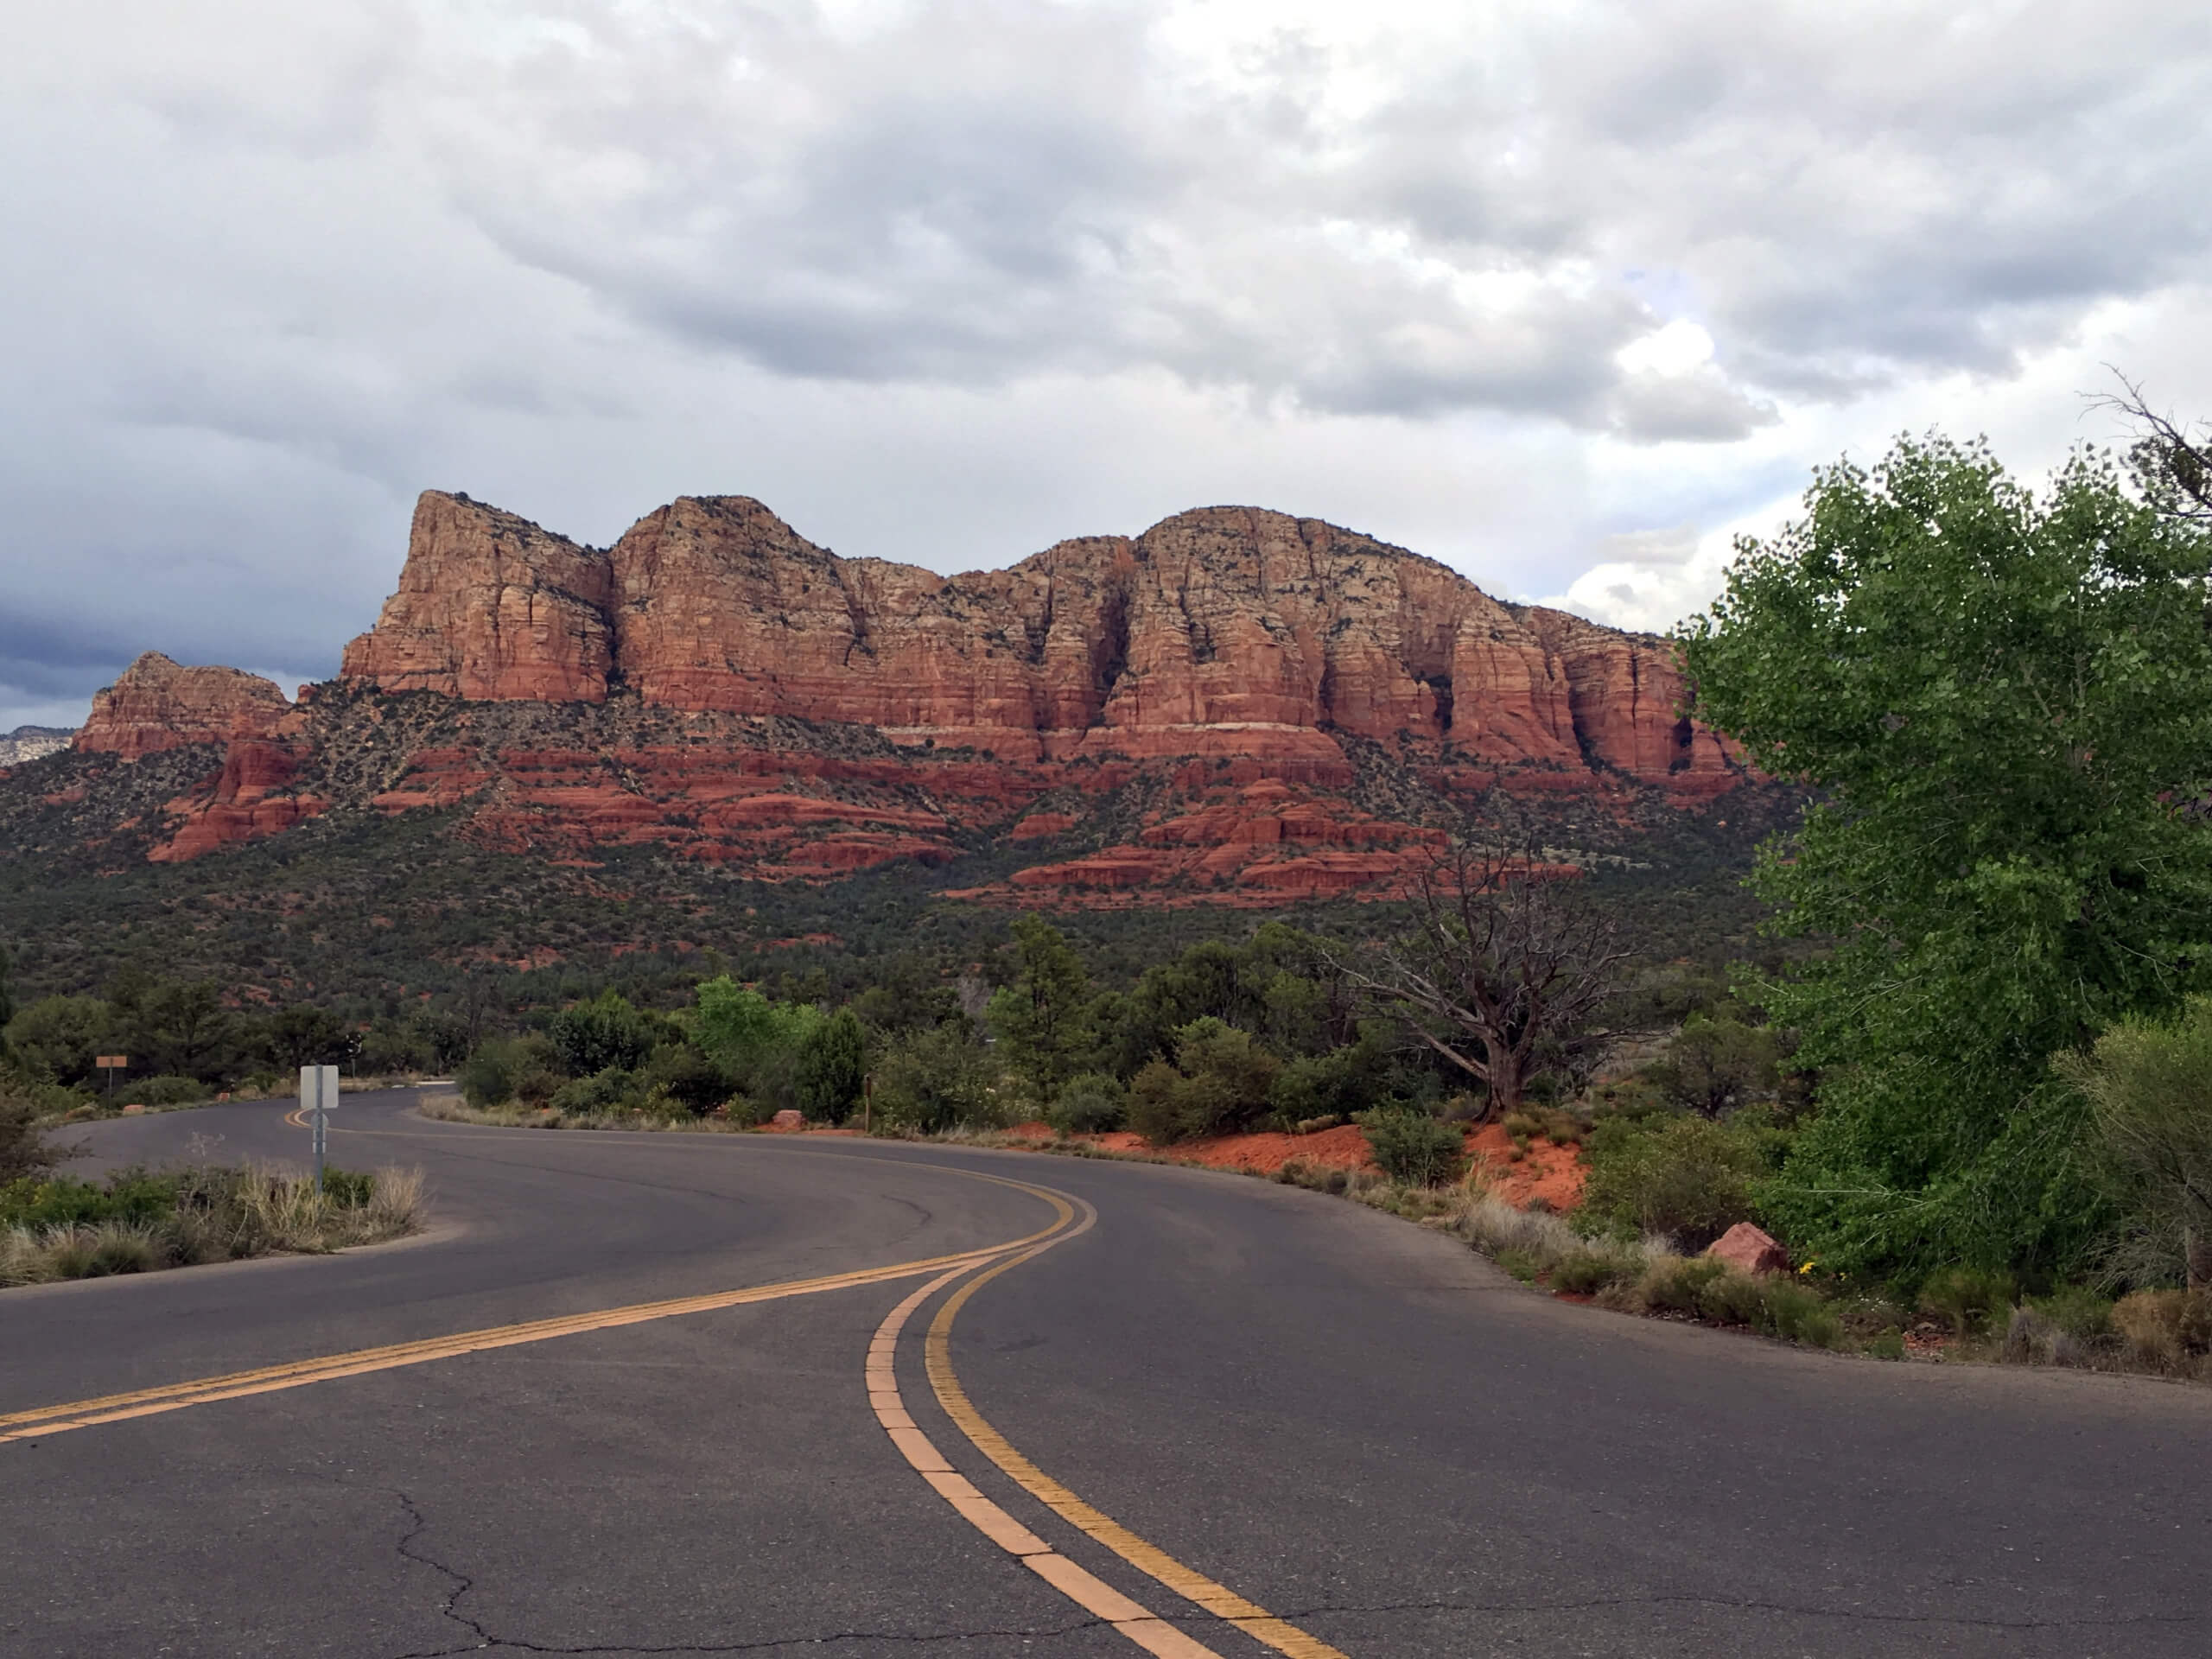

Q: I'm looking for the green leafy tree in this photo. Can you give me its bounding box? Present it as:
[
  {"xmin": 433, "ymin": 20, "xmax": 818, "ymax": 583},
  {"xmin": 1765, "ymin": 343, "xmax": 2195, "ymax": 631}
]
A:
[
  {"xmin": 5, "ymin": 995, "xmax": 111, "ymax": 1088},
  {"xmin": 1680, "ymin": 434, "xmax": 2212, "ymax": 1275},
  {"xmin": 872, "ymin": 1023, "xmax": 998, "ymax": 1135},
  {"xmin": 796, "ymin": 1008, "xmax": 868, "ymax": 1122},
  {"xmin": 1649, "ymin": 1013, "xmax": 1784, "ymax": 1119},
  {"xmin": 986, "ymin": 917, "xmax": 1093, "ymax": 1102},
  {"xmin": 693, "ymin": 978, "xmax": 822, "ymax": 1116},
  {"xmin": 268, "ymin": 1004, "xmax": 352, "ymax": 1070},
  {"xmin": 694, "ymin": 979, "xmax": 819, "ymax": 1071},
  {"xmin": 119, "ymin": 980, "xmax": 245, "ymax": 1084},
  {"xmin": 548, "ymin": 990, "xmax": 657, "ymax": 1076}
]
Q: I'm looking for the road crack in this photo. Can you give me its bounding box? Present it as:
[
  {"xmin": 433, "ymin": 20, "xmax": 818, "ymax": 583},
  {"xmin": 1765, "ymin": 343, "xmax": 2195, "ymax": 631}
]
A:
[
  {"xmin": 391, "ymin": 1611, "xmax": 1134, "ymax": 1656},
  {"xmin": 390, "ymin": 1488, "xmax": 497, "ymax": 1655}
]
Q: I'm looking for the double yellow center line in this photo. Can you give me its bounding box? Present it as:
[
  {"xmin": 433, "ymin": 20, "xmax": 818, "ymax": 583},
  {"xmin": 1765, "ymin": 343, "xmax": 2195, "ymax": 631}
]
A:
[
  {"xmin": 0, "ymin": 1239, "xmax": 1042, "ymax": 1445},
  {"xmin": 6, "ymin": 1150, "xmax": 1351, "ymax": 1658}
]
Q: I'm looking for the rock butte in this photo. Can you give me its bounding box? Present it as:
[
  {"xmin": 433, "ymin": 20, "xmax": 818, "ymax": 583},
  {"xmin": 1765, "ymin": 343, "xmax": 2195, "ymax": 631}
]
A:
[{"xmin": 63, "ymin": 491, "xmax": 1753, "ymax": 896}]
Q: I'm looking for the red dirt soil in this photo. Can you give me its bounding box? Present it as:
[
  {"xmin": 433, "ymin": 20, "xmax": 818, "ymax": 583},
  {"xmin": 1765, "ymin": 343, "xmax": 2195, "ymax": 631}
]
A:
[
  {"xmin": 986, "ymin": 1118, "xmax": 1586, "ymax": 1211},
  {"xmin": 1464, "ymin": 1122, "xmax": 1586, "ymax": 1211}
]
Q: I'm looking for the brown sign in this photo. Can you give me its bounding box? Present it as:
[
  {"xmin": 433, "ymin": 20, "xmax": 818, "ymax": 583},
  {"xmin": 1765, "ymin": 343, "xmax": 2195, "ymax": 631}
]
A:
[{"xmin": 94, "ymin": 1055, "xmax": 129, "ymax": 1069}]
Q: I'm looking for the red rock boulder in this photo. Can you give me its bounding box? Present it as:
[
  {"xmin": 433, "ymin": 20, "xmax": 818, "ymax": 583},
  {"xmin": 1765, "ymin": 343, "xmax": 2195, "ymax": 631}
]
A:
[{"xmin": 1705, "ymin": 1222, "xmax": 1792, "ymax": 1276}]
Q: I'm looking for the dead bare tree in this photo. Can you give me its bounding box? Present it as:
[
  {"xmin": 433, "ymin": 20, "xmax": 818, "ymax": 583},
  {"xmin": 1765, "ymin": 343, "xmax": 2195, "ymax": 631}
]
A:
[
  {"xmin": 2087, "ymin": 372, "xmax": 2212, "ymax": 524},
  {"xmin": 1335, "ymin": 842, "xmax": 1630, "ymax": 1122}
]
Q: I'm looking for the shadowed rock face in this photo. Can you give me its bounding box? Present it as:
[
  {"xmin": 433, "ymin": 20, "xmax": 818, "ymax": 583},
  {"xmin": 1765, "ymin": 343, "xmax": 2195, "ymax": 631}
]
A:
[
  {"xmin": 74, "ymin": 652, "xmax": 293, "ymax": 760},
  {"xmin": 336, "ymin": 492, "xmax": 1730, "ymax": 789}
]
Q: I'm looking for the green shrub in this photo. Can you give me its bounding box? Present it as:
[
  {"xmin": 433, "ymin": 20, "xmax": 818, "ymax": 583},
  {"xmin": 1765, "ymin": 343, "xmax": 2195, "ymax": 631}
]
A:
[
  {"xmin": 2, "ymin": 1167, "xmax": 184, "ymax": 1229},
  {"xmin": 1758, "ymin": 1279, "xmax": 1842, "ymax": 1347},
  {"xmin": 2059, "ymin": 995, "xmax": 2212, "ymax": 1287},
  {"xmin": 1265, "ymin": 1040, "xmax": 1383, "ymax": 1128},
  {"xmin": 130, "ymin": 1075, "xmax": 206, "ymax": 1107},
  {"xmin": 1917, "ymin": 1266, "xmax": 2018, "ymax": 1336},
  {"xmin": 872, "ymin": 1023, "xmax": 996, "ymax": 1135},
  {"xmin": 1580, "ymin": 1111, "xmax": 1774, "ymax": 1249},
  {"xmin": 1046, "ymin": 1073, "xmax": 1125, "ymax": 1135},
  {"xmin": 1125, "ymin": 1019, "xmax": 1280, "ymax": 1144},
  {"xmin": 2030, "ymin": 1284, "xmax": 2114, "ymax": 1344},
  {"xmin": 638, "ymin": 1042, "xmax": 731, "ymax": 1116},
  {"xmin": 1552, "ymin": 1248, "xmax": 1637, "ymax": 1295},
  {"xmin": 1862, "ymin": 1328, "xmax": 1906, "ymax": 1360},
  {"xmin": 796, "ymin": 1008, "xmax": 868, "ymax": 1123},
  {"xmin": 321, "ymin": 1167, "xmax": 375, "ymax": 1208},
  {"xmin": 457, "ymin": 1046, "xmax": 515, "ymax": 1109},
  {"xmin": 548, "ymin": 990, "xmax": 658, "ymax": 1076},
  {"xmin": 1649, "ymin": 1014, "xmax": 1783, "ymax": 1118},
  {"xmin": 550, "ymin": 1066, "xmax": 636, "ymax": 1116},
  {"xmin": 1495, "ymin": 1247, "xmax": 1542, "ymax": 1283},
  {"xmin": 1357, "ymin": 1109, "xmax": 1467, "ymax": 1187},
  {"xmin": 2, "ymin": 1085, "xmax": 74, "ymax": 1184},
  {"xmin": 1637, "ymin": 1255, "xmax": 1726, "ymax": 1314},
  {"xmin": 1694, "ymin": 1269, "xmax": 1770, "ymax": 1327}
]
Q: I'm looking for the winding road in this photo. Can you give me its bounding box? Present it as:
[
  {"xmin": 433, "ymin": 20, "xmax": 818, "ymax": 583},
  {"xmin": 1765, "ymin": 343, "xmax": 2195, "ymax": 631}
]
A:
[{"xmin": 3, "ymin": 1089, "xmax": 2207, "ymax": 1657}]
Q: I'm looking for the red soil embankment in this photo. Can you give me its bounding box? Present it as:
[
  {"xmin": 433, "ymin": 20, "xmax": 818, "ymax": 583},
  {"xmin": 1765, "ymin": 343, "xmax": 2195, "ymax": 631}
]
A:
[{"xmin": 994, "ymin": 1118, "xmax": 1586, "ymax": 1211}]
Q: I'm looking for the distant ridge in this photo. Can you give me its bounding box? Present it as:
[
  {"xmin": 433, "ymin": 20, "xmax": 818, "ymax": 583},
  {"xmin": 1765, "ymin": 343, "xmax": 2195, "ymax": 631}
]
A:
[{"xmin": 0, "ymin": 725, "xmax": 71, "ymax": 766}]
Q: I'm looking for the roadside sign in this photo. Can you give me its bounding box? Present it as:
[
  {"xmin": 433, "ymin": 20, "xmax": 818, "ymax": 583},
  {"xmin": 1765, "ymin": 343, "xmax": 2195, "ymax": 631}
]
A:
[
  {"xmin": 300, "ymin": 1065, "xmax": 340, "ymax": 1192},
  {"xmin": 94, "ymin": 1055, "xmax": 128, "ymax": 1068}
]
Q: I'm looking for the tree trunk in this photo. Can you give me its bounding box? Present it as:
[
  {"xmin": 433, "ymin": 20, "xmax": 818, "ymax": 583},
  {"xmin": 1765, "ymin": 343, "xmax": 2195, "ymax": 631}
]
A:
[{"xmin": 1482, "ymin": 1039, "xmax": 1525, "ymax": 1122}]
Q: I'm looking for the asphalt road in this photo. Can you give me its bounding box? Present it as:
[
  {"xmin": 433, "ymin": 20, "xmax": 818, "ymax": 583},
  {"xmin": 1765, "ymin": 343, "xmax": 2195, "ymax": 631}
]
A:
[{"xmin": 3, "ymin": 1090, "xmax": 2207, "ymax": 1658}]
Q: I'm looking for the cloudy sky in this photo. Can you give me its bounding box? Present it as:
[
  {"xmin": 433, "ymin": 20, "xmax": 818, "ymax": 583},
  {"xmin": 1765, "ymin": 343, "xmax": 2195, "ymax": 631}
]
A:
[{"xmin": 5, "ymin": 0, "xmax": 2209, "ymax": 732}]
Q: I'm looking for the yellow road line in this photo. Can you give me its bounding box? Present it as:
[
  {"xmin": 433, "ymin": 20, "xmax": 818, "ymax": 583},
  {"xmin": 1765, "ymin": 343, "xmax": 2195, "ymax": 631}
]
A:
[
  {"xmin": 865, "ymin": 1255, "xmax": 1222, "ymax": 1659},
  {"xmin": 923, "ymin": 1198, "xmax": 1353, "ymax": 1659},
  {"xmin": 3, "ymin": 1215, "xmax": 1066, "ymax": 1445}
]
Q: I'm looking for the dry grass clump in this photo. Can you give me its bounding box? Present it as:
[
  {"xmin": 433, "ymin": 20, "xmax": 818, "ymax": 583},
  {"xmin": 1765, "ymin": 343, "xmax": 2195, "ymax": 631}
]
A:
[{"xmin": 0, "ymin": 1163, "xmax": 425, "ymax": 1287}]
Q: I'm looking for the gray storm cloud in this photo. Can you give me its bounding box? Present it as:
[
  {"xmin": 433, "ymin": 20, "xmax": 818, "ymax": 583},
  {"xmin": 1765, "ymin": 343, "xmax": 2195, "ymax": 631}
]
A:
[{"xmin": 3, "ymin": 0, "xmax": 2209, "ymax": 728}]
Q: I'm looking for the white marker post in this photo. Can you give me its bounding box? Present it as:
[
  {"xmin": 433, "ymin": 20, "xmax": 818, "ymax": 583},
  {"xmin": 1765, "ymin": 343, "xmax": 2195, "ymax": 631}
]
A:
[{"xmin": 300, "ymin": 1065, "xmax": 340, "ymax": 1193}]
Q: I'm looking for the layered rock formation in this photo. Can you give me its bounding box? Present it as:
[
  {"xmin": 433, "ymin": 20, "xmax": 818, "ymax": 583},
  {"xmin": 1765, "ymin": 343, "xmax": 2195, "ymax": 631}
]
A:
[
  {"xmin": 340, "ymin": 493, "xmax": 614, "ymax": 702},
  {"xmin": 53, "ymin": 489, "xmax": 1751, "ymax": 888},
  {"xmin": 339, "ymin": 492, "xmax": 1732, "ymax": 791},
  {"xmin": 74, "ymin": 652, "xmax": 293, "ymax": 760}
]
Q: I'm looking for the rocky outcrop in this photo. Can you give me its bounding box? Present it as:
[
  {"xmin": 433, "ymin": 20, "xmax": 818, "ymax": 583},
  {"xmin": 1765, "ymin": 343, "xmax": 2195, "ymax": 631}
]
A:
[
  {"xmin": 74, "ymin": 652, "xmax": 292, "ymax": 760},
  {"xmin": 149, "ymin": 740, "xmax": 325, "ymax": 862},
  {"xmin": 340, "ymin": 491, "xmax": 1740, "ymax": 794},
  {"xmin": 338, "ymin": 493, "xmax": 614, "ymax": 702},
  {"xmin": 0, "ymin": 726, "xmax": 71, "ymax": 766},
  {"xmin": 49, "ymin": 488, "xmax": 1760, "ymax": 888}
]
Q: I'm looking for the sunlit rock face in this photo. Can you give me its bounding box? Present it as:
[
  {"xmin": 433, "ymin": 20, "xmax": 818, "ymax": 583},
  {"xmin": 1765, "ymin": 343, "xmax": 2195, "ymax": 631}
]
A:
[
  {"xmin": 74, "ymin": 652, "xmax": 292, "ymax": 760},
  {"xmin": 71, "ymin": 489, "xmax": 1751, "ymax": 883}
]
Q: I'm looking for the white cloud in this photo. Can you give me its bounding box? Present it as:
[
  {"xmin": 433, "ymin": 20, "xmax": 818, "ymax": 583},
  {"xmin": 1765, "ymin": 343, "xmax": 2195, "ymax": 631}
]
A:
[{"xmin": 3, "ymin": 0, "xmax": 2210, "ymax": 728}]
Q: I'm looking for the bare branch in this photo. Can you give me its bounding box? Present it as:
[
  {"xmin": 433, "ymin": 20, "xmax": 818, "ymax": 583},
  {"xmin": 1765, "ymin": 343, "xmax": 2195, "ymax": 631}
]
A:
[
  {"xmin": 1329, "ymin": 838, "xmax": 1630, "ymax": 1121},
  {"xmin": 2085, "ymin": 369, "xmax": 2212, "ymax": 524}
]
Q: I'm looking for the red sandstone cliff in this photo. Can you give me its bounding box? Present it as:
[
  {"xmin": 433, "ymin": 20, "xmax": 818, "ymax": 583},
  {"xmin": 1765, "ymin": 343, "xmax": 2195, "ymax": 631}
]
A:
[
  {"xmin": 74, "ymin": 652, "xmax": 292, "ymax": 760},
  {"xmin": 61, "ymin": 491, "xmax": 1751, "ymax": 883},
  {"xmin": 339, "ymin": 493, "xmax": 614, "ymax": 702},
  {"xmin": 338, "ymin": 492, "xmax": 1733, "ymax": 792}
]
